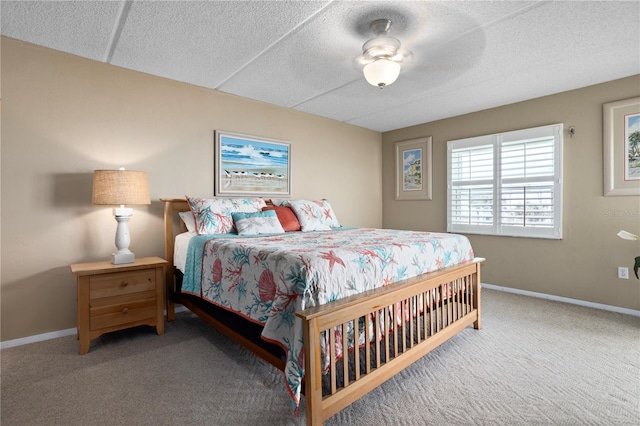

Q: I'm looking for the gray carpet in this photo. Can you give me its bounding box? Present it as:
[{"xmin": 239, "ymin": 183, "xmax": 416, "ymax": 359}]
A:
[{"xmin": 1, "ymin": 289, "xmax": 639, "ymax": 425}]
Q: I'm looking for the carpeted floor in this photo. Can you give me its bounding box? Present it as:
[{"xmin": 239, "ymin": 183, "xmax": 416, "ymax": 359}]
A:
[{"xmin": 1, "ymin": 289, "xmax": 639, "ymax": 425}]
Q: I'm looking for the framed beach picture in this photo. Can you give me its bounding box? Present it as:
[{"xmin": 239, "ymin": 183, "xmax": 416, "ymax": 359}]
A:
[
  {"xmin": 214, "ymin": 131, "xmax": 291, "ymax": 197},
  {"xmin": 395, "ymin": 136, "xmax": 433, "ymax": 201},
  {"xmin": 603, "ymin": 97, "xmax": 640, "ymax": 196}
]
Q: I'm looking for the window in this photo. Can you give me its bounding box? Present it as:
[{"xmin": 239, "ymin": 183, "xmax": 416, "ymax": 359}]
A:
[{"xmin": 447, "ymin": 124, "xmax": 563, "ymax": 239}]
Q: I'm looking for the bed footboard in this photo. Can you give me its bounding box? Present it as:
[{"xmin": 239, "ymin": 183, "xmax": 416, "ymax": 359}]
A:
[{"xmin": 296, "ymin": 258, "xmax": 483, "ymax": 425}]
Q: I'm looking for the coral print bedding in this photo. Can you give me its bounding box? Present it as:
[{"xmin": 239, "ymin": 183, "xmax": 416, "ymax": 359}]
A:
[{"xmin": 181, "ymin": 227, "xmax": 474, "ymax": 409}]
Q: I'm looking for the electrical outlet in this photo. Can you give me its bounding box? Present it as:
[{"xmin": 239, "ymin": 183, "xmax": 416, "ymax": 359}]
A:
[{"xmin": 618, "ymin": 267, "xmax": 629, "ymax": 280}]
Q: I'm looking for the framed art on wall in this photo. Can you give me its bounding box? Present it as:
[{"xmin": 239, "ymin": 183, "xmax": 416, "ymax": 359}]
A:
[
  {"xmin": 214, "ymin": 131, "xmax": 291, "ymax": 197},
  {"xmin": 395, "ymin": 136, "xmax": 433, "ymax": 200},
  {"xmin": 603, "ymin": 97, "xmax": 640, "ymax": 196}
]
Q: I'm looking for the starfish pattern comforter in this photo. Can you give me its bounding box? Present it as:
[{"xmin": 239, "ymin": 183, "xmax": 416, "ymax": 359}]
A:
[{"xmin": 181, "ymin": 227, "xmax": 474, "ymax": 409}]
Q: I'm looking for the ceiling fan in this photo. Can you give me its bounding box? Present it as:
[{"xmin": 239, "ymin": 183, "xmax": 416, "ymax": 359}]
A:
[{"xmin": 357, "ymin": 19, "xmax": 413, "ymax": 89}]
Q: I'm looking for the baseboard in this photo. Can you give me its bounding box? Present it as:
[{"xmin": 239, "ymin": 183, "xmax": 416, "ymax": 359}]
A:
[
  {"xmin": 0, "ymin": 327, "xmax": 79, "ymax": 350},
  {"xmin": 0, "ymin": 306, "xmax": 189, "ymax": 350},
  {"xmin": 482, "ymin": 283, "xmax": 640, "ymax": 317}
]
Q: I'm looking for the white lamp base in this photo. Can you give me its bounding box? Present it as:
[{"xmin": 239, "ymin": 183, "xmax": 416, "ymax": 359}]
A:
[
  {"xmin": 112, "ymin": 251, "xmax": 135, "ymax": 265},
  {"xmin": 112, "ymin": 208, "xmax": 136, "ymax": 265}
]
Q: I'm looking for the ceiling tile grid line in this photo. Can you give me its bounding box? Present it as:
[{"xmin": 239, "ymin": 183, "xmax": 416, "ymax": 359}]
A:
[
  {"xmin": 216, "ymin": 0, "xmax": 335, "ymax": 90},
  {"xmin": 289, "ymin": 75, "xmax": 361, "ymax": 110},
  {"xmin": 104, "ymin": 0, "xmax": 132, "ymax": 63},
  {"xmin": 431, "ymin": 1, "xmax": 546, "ymax": 52}
]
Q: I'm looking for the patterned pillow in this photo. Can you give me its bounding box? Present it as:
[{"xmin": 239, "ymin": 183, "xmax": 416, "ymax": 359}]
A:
[
  {"xmin": 231, "ymin": 198, "xmax": 267, "ymax": 211},
  {"xmin": 232, "ymin": 210, "xmax": 285, "ymax": 235},
  {"xmin": 262, "ymin": 206, "xmax": 301, "ymax": 232},
  {"xmin": 289, "ymin": 199, "xmax": 340, "ymax": 232},
  {"xmin": 186, "ymin": 197, "xmax": 267, "ymax": 234}
]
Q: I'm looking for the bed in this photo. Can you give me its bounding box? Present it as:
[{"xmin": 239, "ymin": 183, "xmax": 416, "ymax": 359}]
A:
[{"xmin": 162, "ymin": 197, "xmax": 484, "ymax": 425}]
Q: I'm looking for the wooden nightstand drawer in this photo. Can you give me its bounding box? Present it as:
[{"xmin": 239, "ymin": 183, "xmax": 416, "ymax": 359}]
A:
[
  {"xmin": 90, "ymin": 291, "xmax": 157, "ymax": 330},
  {"xmin": 89, "ymin": 269, "xmax": 156, "ymax": 299}
]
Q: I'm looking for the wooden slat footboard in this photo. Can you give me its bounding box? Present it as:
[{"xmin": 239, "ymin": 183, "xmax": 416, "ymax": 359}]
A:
[{"xmin": 296, "ymin": 258, "xmax": 483, "ymax": 425}]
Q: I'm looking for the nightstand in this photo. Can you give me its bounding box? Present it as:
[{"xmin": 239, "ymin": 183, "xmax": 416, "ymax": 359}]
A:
[{"xmin": 70, "ymin": 256, "xmax": 168, "ymax": 354}]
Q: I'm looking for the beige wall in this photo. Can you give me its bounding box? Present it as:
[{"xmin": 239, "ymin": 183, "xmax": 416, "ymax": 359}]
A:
[
  {"xmin": 0, "ymin": 38, "xmax": 382, "ymax": 341},
  {"xmin": 383, "ymin": 75, "xmax": 640, "ymax": 310},
  {"xmin": 2, "ymin": 35, "xmax": 638, "ymax": 343}
]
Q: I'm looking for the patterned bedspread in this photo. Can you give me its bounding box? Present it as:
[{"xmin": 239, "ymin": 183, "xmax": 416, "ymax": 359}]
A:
[{"xmin": 181, "ymin": 227, "xmax": 474, "ymax": 409}]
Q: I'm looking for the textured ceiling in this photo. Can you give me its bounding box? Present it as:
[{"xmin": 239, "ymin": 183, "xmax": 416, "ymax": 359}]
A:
[{"xmin": 2, "ymin": 1, "xmax": 639, "ymax": 132}]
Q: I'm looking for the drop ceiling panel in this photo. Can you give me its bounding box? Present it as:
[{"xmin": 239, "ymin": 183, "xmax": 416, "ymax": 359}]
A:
[
  {"xmin": 476, "ymin": 1, "xmax": 640, "ymax": 73},
  {"xmin": 1, "ymin": 0, "xmax": 122, "ymax": 61},
  {"xmin": 110, "ymin": 1, "xmax": 331, "ymax": 89}
]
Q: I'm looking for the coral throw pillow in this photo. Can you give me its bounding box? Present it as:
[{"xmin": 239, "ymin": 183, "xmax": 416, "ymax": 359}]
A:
[{"xmin": 262, "ymin": 206, "xmax": 301, "ymax": 232}]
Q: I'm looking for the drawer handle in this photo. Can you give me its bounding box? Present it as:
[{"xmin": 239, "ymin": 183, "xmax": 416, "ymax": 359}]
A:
[
  {"xmin": 120, "ymin": 281, "xmax": 129, "ymax": 287},
  {"xmin": 122, "ymin": 307, "xmax": 129, "ymax": 314}
]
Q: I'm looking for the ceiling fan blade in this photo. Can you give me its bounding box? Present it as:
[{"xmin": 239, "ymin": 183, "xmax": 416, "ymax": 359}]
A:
[{"xmin": 391, "ymin": 48, "xmax": 413, "ymax": 64}]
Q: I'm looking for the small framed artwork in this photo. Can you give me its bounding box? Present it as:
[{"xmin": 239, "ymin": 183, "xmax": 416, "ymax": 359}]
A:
[
  {"xmin": 603, "ymin": 97, "xmax": 640, "ymax": 196},
  {"xmin": 395, "ymin": 136, "xmax": 433, "ymax": 201},
  {"xmin": 214, "ymin": 131, "xmax": 291, "ymax": 197}
]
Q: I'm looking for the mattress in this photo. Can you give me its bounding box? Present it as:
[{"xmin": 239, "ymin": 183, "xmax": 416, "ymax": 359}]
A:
[{"xmin": 174, "ymin": 231, "xmax": 196, "ymax": 273}]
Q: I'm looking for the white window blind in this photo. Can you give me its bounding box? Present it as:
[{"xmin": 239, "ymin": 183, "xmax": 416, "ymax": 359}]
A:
[{"xmin": 447, "ymin": 124, "xmax": 563, "ymax": 239}]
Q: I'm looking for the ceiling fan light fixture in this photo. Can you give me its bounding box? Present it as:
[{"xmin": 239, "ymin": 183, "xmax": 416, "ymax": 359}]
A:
[
  {"xmin": 359, "ymin": 19, "xmax": 408, "ymax": 89},
  {"xmin": 363, "ymin": 58, "xmax": 401, "ymax": 89},
  {"xmin": 362, "ymin": 36, "xmax": 401, "ymax": 60}
]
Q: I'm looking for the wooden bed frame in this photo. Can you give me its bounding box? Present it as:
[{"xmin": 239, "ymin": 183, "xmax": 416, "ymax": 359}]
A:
[{"xmin": 162, "ymin": 197, "xmax": 484, "ymax": 425}]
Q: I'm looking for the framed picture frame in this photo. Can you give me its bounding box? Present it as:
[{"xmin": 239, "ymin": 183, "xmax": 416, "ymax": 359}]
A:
[
  {"xmin": 395, "ymin": 136, "xmax": 433, "ymax": 201},
  {"xmin": 214, "ymin": 131, "xmax": 291, "ymax": 197},
  {"xmin": 603, "ymin": 97, "xmax": 640, "ymax": 196}
]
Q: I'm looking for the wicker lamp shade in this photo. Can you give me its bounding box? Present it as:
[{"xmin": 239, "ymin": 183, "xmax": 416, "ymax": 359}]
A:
[{"xmin": 92, "ymin": 170, "xmax": 150, "ymax": 206}]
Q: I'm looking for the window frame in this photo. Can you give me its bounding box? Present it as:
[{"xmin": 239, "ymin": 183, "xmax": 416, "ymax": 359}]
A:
[{"xmin": 447, "ymin": 123, "xmax": 563, "ymax": 239}]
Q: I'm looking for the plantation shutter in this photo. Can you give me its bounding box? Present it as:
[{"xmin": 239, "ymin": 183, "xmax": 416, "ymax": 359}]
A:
[
  {"xmin": 448, "ymin": 124, "xmax": 562, "ymax": 239},
  {"xmin": 449, "ymin": 137, "xmax": 495, "ymax": 234}
]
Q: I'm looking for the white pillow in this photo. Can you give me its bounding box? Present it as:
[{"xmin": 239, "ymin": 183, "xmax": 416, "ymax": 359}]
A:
[
  {"xmin": 178, "ymin": 211, "xmax": 196, "ymax": 233},
  {"xmin": 232, "ymin": 210, "xmax": 285, "ymax": 235}
]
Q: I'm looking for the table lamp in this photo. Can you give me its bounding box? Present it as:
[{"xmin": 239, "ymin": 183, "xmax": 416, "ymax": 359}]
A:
[{"xmin": 92, "ymin": 168, "xmax": 151, "ymax": 264}]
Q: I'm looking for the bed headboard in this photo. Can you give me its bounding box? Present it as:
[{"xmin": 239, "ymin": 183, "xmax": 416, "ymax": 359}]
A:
[{"xmin": 160, "ymin": 197, "xmax": 189, "ymax": 314}]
